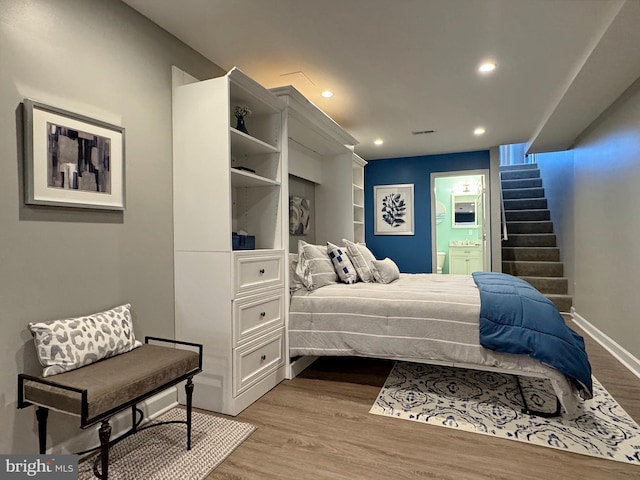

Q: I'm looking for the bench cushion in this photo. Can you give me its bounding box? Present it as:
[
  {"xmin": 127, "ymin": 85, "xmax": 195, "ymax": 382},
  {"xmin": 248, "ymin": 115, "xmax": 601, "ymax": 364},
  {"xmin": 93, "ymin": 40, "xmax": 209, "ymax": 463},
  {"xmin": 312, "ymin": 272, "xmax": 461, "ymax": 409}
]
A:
[{"xmin": 22, "ymin": 344, "xmax": 199, "ymax": 422}]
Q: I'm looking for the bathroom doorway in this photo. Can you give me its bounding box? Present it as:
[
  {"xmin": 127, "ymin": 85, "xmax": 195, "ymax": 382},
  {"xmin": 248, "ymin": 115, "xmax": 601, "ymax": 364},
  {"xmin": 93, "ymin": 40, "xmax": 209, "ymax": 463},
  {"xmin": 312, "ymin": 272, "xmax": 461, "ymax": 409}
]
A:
[{"xmin": 430, "ymin": 170, "xmax": 490, "ymax": 274}]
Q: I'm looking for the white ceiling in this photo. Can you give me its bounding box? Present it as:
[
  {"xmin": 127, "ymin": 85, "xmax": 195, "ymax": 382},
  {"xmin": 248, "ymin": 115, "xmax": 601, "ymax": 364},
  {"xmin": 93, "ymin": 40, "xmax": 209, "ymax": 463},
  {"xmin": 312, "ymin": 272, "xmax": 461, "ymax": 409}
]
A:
[{"xmin": 122, "ymin": 0, "xmax": 640, "ymax": 161}]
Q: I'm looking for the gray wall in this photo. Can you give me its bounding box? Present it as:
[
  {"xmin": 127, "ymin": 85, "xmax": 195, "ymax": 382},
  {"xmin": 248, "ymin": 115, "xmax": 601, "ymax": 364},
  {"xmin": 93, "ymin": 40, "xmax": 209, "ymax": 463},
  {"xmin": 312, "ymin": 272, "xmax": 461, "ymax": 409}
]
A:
[
  {"xmin": 535, "ymin": 150, "xmax": 575, "ymax": 295},
  {"xmin": 535, "ymin": 77, "xmax": 640, "ymax": 360},
  {"xmin": 0, "ymin": 0, "xmax": 224, "ymax": 454}
]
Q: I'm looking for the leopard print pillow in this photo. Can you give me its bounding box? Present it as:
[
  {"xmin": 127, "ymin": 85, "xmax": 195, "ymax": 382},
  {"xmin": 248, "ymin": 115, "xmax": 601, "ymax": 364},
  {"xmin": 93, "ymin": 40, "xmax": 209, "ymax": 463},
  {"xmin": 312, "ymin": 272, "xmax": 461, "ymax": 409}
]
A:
[{"xmin": 28, "ymin": 303, "xmax": 142, "ymax": 377}]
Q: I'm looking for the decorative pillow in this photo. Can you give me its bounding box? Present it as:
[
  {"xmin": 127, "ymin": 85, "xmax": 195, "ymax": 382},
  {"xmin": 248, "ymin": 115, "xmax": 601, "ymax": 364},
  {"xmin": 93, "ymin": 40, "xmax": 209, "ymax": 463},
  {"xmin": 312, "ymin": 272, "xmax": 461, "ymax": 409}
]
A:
[
  {"xmin": 289, "ymin": 253, "xmax": 305, "ymax": 292},
  {"xmin": 296, "ymin": 240, "xmax": 339, "ymax": 290},
  {"xmin": 342, "ymin": 239, "xmax": 377, "ymax": 282},
  {"xmin": 372, "ymin": 258, "xmax": 400, "ymax": 284},
  {"xmin": 28, "ymin": 304, "xmax": 142, "ymax": 377},
  {"xmin": 327, "ymin": 242, "xmax": 358, "ymax": 284}
]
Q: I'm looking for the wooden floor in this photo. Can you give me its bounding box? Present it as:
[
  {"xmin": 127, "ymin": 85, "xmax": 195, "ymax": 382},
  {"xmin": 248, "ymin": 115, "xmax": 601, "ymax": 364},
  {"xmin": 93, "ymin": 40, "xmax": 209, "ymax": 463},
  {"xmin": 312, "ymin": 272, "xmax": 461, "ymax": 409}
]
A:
[{"xmin": 206, "ymin": 324, "xmax": 640, "ymax": 480}]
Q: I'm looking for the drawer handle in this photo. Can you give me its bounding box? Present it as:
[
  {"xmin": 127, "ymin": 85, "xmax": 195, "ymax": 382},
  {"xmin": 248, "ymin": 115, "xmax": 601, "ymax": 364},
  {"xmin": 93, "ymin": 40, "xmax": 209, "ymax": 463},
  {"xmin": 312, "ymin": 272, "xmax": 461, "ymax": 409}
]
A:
[
  {"xmin": 260, "ymin": 311, "xmax": 266, "ymax": 317},
  {"xmin": 260, "ymin": 354, "xmax": 267, "ymax": 361},
  {"xmin": 259, "ymin": 268, "xmax": 265, "ymax": 275}
]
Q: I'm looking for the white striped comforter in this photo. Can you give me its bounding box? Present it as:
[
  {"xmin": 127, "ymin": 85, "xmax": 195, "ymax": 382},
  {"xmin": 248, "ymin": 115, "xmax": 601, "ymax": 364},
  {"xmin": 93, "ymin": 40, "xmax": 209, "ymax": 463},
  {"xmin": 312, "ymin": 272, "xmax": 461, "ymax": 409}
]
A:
[{"xmin": 289, "ymin": 273, "xmax": 580, "ymax": 414}]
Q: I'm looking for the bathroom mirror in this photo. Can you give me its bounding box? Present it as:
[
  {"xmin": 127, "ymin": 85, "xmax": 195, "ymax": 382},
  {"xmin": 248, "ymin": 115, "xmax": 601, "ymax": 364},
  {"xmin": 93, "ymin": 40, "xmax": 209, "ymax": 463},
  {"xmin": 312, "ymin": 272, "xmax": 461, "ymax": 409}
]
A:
[{"xmin": 452, "ymin": 195, "xmax": 477, "ymax": 227}]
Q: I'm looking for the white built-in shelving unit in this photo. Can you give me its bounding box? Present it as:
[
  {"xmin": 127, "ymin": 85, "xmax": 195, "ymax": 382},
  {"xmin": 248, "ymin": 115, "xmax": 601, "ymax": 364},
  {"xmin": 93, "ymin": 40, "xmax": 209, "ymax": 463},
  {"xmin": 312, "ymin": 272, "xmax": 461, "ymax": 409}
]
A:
[
  {"xmin": 172, "ymin": 69, "xmax": 365, "ymax": 413},
  {"xmin": 173, "ymin": 68, "xmax": 287, "ymax": 415}
]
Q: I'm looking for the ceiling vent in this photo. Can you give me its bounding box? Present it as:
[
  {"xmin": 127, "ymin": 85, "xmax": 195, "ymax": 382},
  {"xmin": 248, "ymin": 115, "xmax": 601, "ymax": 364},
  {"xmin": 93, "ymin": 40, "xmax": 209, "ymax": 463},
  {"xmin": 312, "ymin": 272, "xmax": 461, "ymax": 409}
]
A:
[{"xmin": 412, "ymin": 130, "xmax": 435, "ymax": 135}]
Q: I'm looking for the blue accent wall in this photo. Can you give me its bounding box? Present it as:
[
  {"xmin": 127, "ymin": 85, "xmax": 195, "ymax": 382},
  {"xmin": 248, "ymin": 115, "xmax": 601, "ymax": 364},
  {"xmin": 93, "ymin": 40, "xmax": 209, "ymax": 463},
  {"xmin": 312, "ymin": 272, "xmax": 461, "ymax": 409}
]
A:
[{"xmin": 365, "ymin": 150, "xmax": 490, "ymax": 273}]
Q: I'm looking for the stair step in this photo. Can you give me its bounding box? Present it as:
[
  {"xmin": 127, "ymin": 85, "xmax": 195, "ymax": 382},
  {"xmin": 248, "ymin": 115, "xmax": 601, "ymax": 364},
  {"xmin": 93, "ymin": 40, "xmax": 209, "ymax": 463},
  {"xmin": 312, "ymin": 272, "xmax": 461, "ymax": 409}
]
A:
[
  {"xmin": 518, "ymin": 276, "xmax": 568, "ymax": 294},
  {"xmin": 500, "ymin": 169, "xmax": 540, "ymax": 180},
  {"xmin": 506, "ymin": 221, "xmax": 553, "ymax": 234},
  {"xmin": 499, "ymin": 164, "xmax": 539, "ymax": 171},
  {"xmin": 502, "ymin": 187, "xmax": 545, "ymax": 199},
  {"xmin": 544, "ymin": 294, "xmax": 573, "ymax": 313},
  {"xmin": 502, "ymin": 261, "xmax": 564, "ymax": 277},
  {"xmin": 503, "ymin": 233, "xmax": 556, "ymax": 247},
  {"xmin": 502, "ymin": 247, "xmax": 560, "ymax": 262},
  {"xmin": 504, "ymin": 198, "xmax": 547, "ymax": 210},
  {"xmin": 501, "ymin": 177, "xmax": 543, "ymax": 189},
  {"xmin": 505, "ymin": 209, "xmax": 550, "ymax": 221}
]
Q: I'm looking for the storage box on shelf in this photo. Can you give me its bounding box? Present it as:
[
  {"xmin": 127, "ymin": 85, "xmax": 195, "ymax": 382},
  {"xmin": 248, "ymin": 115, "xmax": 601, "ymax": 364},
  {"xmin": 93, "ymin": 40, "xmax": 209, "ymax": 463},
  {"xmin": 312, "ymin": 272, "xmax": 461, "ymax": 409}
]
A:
[{"xmin": 173, "ymin": 67, "xmax": 286, "ymax": 415}]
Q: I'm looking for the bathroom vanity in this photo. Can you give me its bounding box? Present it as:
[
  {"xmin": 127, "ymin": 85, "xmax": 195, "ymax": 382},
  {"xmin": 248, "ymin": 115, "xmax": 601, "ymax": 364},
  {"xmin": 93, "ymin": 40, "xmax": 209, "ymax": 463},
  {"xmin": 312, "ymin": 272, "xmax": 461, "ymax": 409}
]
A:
[{"xmin": 449, "ymin": 244, "xmax": 483, "ymax": 275}]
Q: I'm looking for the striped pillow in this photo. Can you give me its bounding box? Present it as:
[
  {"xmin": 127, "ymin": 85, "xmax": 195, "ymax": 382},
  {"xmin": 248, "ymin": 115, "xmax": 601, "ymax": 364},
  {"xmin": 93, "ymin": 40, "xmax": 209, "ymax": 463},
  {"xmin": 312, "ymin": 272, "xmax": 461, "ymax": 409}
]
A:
[
  {"xmin": 327, "ymin": 242, "xmax": 358, "ymax": 284},
  {"xmin": 296, "ymin": 240, "xmax": 338, "ymax": 290},
  {"xmin": 342, "ymin": 239, "xmax": 377, "ymax": 283}
]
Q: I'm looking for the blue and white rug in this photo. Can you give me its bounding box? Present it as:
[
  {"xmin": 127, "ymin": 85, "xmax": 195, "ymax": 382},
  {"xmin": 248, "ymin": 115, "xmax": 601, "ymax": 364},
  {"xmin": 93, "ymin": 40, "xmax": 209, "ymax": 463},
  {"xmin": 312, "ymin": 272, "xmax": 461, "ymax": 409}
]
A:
[{"xmin": 370, "ymin": 362, "xmax": 640, "ymax": 465}]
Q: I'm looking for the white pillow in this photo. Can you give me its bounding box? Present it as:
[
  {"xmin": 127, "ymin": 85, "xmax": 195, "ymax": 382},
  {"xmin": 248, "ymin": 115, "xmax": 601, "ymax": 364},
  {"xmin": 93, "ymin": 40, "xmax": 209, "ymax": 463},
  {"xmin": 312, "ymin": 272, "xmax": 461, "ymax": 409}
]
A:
[
  {"xmin": 296, "ymin": 240, "xmax": 339, "ymax": 290},
  {"xmin": 342, "ymin": 239, "xmax": 377, "ymax": 282},
  {"xmin": 327, "ymin": 242, "xmax": 358, "ymax": 284},
  {"xmin": 372, "ymin": 258, "xmax": 400, "ymax": 284},
  {"xmin": 288, "ymin": 253, "xmax": 305, "ymax": 292},
  {"xmin": 28, "ymin": 304, "xmax": 142, "ymax": 377}
]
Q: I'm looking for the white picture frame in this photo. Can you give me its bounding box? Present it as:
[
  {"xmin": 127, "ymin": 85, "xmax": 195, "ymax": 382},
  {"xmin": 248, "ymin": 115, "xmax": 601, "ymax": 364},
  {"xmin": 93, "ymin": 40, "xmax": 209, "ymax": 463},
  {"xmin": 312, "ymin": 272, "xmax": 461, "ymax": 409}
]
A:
[
  {"xmin": 23, "ymin": 99, "xmax": 125, "ymax": 210},
  {"xmin": 374, "ymin": 184, "xmax": 414, "ymax": 235}
]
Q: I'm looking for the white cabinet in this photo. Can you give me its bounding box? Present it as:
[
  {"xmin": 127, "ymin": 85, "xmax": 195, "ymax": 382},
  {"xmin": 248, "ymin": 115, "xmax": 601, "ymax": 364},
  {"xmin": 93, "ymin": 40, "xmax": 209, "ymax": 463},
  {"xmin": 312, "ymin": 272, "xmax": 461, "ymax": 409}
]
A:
[
  {"xmin": 352, "ymin": 154, "xmax": 367, "ymax": 243},
  {"xmin": 449, "ymin": 245, "xmax": 483, "ymax": 275},
  {"xmin": 270, "ymin": 86, "xmax": 361, "ymax": 245},
  {"xmin": 173, "ymin": 68, "xmax": 286, "ymax": 415}
]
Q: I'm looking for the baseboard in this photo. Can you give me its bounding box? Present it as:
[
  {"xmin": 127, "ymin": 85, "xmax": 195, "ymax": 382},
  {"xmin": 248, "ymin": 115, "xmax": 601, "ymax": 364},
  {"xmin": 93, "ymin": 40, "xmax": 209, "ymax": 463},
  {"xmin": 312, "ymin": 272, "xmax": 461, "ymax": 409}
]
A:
[
  {"xmin": 49, "ymin": 387, "xmax": 179, "ymax": 455},
  {"xmin": 571, "ymin": 307, "xmax": 640, "ymax": 380}
]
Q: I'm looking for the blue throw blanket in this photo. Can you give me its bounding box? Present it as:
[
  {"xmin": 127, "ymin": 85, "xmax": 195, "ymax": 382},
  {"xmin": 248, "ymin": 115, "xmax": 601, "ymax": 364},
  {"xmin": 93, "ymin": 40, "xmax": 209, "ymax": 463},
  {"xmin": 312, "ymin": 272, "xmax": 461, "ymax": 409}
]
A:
[{"xmin": 472, "ymin": 272, "xmax": 593, "ymax": 398}]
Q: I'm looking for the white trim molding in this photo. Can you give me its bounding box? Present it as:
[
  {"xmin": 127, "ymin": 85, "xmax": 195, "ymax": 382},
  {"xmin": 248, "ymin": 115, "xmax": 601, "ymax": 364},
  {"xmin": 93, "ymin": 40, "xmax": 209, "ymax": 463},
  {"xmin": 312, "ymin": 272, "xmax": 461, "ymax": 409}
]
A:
[{"xmin": 571, "ymin": 307, "xmax": 640, "ymax": 380}]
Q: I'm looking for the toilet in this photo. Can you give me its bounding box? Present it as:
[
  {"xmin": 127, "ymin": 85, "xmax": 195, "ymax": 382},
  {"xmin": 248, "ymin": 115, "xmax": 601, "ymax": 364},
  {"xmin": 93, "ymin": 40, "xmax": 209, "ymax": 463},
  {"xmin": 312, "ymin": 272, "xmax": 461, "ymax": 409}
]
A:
[{"xmin": 436, "ymin": 251, "xmax": 446, "ymax": 274}]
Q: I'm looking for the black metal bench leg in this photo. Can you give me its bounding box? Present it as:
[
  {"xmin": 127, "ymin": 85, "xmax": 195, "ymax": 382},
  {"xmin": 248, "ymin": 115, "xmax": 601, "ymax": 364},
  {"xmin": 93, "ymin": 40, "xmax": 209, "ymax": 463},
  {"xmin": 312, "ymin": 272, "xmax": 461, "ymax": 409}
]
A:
[
  {"xmin": 94, "ymin": 419, "xmax": 112, "ymax": 480},
  {"xmin": 35, "ymin": 407, "xmax": 48, "ymax": 454},
  {"xmin": 185, "ymin": 376, "xmax": 194, "ymax": 450}
]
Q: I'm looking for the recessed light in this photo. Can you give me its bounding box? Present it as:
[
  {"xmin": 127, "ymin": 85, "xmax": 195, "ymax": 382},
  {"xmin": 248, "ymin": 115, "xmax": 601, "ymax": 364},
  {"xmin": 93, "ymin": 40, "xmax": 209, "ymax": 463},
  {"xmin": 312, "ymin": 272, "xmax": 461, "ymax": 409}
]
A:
[
  {"xmin": 474, "ymin": 127, "xmax": 486, "ymax": 135},
  {"xmin": 321, "ymin": 90, "xmax": 334, "ymax": 98},
  {"xmin": 374, "ymin": 139, "xmax": 384, "ymax": 145},
  {"xmin": 478, "ymin": 62, "xmax": 497, "ymax": 74}
]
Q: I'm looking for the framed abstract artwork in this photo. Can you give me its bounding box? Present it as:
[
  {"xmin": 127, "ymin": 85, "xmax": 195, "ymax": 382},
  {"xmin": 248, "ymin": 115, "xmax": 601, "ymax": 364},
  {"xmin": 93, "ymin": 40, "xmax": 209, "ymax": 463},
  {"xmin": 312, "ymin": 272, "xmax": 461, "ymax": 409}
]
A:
[
  {"xmin": 23, "ymin": 99, "xmax": 125, "ymax": 210},
  {"xmin": 374, "ymin": 184, "xmax": 414, "ymax": 235},
  {"xmin": 289, "ymin": 196, "xmax": 311, "ymax": 235}
]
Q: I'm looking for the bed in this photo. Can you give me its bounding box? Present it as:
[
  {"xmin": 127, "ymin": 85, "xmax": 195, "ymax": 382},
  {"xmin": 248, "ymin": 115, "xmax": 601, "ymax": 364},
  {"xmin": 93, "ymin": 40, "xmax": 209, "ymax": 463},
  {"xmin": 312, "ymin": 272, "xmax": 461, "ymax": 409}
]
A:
[{"xmin": 289, "ymin": 270, "xmax": 592, "ymax": 416}]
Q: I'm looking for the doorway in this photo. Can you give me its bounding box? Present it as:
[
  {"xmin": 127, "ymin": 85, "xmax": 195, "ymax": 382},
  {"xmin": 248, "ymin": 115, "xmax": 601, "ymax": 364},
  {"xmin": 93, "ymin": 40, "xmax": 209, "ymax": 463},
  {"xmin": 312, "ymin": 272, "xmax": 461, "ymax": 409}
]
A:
[{"xmin": 430, "ymin": 170, "xmax": 490, "ymax": 274}]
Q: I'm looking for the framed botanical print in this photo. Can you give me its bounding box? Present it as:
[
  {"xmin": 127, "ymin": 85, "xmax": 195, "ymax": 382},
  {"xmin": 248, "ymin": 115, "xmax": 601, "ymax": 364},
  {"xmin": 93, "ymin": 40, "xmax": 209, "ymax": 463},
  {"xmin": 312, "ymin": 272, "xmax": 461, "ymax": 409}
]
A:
[{"xmin": 374, "ymin": 184, "xmax": 414, "ymax": 235}]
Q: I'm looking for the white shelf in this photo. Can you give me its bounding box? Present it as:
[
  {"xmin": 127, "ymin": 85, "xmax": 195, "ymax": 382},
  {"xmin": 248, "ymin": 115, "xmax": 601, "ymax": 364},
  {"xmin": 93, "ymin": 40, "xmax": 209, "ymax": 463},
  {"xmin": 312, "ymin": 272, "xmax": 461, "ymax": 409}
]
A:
[
  {"xmin": 231, "ymin": 168, "xmax": 281, "ymax": 188},
  {"xmin": 231, "ymin": 128, "xmax": 280, "ymax": 155},
  {"xmin": 353, "ymin": 183, "xmax": 364, "ymax": 190}
]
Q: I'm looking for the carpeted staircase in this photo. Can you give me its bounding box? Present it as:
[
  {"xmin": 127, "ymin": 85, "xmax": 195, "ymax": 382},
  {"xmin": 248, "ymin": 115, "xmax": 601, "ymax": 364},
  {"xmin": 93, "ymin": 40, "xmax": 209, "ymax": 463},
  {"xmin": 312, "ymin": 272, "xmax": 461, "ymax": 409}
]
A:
[{"xmin": 500, "ymin": 163, "xmax": 572, "ymax": 313}]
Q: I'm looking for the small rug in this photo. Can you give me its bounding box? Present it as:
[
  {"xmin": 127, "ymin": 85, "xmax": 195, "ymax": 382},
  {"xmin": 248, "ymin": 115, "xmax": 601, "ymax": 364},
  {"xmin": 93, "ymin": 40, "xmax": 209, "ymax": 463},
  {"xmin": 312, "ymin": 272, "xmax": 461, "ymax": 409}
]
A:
[
  {"xmin": 370, "ymin": 362, "xmax": 640, "ymax": 465},
  {"xmin": 78, "ymin": 408, "xmax": 255, "ymax": 479}
]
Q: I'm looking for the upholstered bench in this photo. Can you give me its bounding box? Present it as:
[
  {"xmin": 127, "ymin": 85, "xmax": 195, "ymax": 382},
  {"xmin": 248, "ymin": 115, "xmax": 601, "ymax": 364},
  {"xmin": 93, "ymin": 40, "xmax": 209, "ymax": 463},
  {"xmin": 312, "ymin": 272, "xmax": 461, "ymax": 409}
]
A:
[{"xmin": 17, "ymin": 305, "xmax": 203, "ymax": 480}]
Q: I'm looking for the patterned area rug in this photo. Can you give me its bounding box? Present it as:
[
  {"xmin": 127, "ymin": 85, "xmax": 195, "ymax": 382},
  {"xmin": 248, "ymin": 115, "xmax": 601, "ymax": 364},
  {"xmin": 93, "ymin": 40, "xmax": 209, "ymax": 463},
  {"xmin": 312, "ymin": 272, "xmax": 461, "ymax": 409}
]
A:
[
  {"xmin": 78, "ymin": 408, "xmax": 255, "ymax": 479},
  {"xmin": 370, "ymin": 362, "xmax": 640, "ymax": 465}
]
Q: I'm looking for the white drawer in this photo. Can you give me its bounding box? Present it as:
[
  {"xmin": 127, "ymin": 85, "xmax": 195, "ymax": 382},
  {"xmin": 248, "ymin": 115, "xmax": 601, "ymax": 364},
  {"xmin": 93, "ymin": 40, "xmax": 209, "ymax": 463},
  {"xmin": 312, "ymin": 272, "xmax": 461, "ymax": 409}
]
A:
[
  {"xmin": 234, "ymin": 251, "xmax": 283, "ymax": 296},
  {"xmin": 233, "ymin": 290, "xmax": 284, "ymax": 346},
  {"xmin": 233, "ymin": 329, "xmax": 284, "ymax": 396},
  {"xmin": 449, "ymin": 246, "xmax": 482, "ymax": 258}
]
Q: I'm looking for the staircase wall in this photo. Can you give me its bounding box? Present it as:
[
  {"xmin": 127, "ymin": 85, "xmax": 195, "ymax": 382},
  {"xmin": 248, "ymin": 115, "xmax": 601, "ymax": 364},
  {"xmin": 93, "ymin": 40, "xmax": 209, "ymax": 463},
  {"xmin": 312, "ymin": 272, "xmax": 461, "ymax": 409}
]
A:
[
  {"xmin": 533, "ymin": 150, "xmax": 575, "ymax": 296},
  {"xmin": 500, "ymin": 163, "xmax": 573, "ymax": 313}
]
